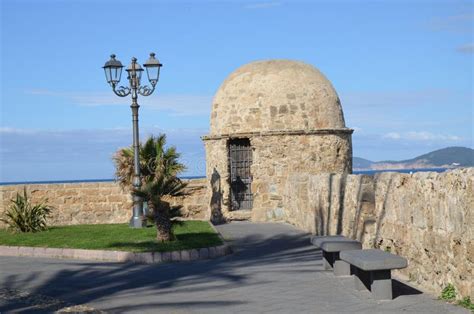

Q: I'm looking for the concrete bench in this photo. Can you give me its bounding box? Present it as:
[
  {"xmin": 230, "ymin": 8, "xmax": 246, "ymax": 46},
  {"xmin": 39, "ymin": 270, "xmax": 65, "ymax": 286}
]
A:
[
  {"xmin": 340, "ymin": 249, "xmax": 408, "ymax": 300},
  {"xmin": 310, "ymin": 235, "xmax": 362, "ymax": 276},
  {"xmin": 310, "ymin": 235, "xmax": 346, "ymax": 248}
]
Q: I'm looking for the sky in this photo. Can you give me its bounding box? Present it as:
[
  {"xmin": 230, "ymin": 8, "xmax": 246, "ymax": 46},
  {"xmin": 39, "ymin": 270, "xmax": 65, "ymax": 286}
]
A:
[{"xmin": 0, "ymin": 0, "xmax": 473, "ymax": 182}]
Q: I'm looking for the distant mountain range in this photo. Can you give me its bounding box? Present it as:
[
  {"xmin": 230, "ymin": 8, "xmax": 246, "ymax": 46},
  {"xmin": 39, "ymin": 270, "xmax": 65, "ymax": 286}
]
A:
[{"xmin": 354, "ymin": 147, "xmax": 474, "ymax": 171}]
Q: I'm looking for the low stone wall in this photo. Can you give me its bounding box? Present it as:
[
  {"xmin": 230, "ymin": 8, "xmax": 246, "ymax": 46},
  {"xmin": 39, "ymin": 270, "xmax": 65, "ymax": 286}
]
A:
[
  {"xmin": 0, "ymin": 178, "xmax": 208, "ymax": 227},
  {"xmin": 284, "ymin": 168, "xmax": 473, "ymax": 300}
]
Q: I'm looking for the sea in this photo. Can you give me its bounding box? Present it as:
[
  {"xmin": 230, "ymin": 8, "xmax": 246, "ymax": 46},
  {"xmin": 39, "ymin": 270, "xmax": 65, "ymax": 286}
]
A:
[{"xmin": 0, "ymin": 168, "xmax": 449, "ymax": 186}]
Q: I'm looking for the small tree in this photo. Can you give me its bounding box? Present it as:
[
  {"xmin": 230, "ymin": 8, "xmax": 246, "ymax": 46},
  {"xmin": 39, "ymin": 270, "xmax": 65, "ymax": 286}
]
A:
[
  {"xmin": 135, "ymin": 175, "xmax": 187, "ymax": 241},
  {"xmin": 113, "ymin": 134, "xmax": 186, "ymax": 188},
  {"xmin": 1, "ymin": 188, "xmax": 53, "ymax": 233},
  {"xmin": 113, "ymin": 134, "xmax": 187, "ymax": 241}
]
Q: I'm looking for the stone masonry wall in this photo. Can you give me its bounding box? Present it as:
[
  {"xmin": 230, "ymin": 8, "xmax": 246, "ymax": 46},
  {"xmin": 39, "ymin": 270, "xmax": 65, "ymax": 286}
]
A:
[
  {"xmin": 251, "ymin": 133, "xmax": 352, "ymax": 222},
  {"xmin": 203, "ymin": 132, "xmax": 352, "ymax": 223},
  {"xmin": 284, "ymin": 168, "xmax": 473, "ymax": 300},
  {"xmin": 0, "ymin": 178, "xmax": 208, "ymax": 227}
]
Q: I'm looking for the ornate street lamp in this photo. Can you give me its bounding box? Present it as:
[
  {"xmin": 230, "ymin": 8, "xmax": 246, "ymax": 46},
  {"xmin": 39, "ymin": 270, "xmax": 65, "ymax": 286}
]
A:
[{"xmin": 103, "ymin": 53, "xmax": 163, "ymax": 228}]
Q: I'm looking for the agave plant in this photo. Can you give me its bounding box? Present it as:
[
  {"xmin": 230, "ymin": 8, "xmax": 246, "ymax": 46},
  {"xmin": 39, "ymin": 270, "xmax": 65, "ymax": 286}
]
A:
[
  {"xmin": 134, "ymin": 175, "xmax": 188, "ymax": 241},
  {"xmin": 1, "ymin": 188, "xmax": 53, "ymax": 233},
  {"xmin": 113, "ymin": 134, "xmax": 186, "ymax": 189}
]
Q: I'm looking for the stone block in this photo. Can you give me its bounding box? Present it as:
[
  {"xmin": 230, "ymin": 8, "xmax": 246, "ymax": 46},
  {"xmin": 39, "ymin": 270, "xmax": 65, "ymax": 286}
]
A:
[
  {"xmin": 216, "ymin": 245, "xmax": 230, "ymax": 256},
  {"xmin": 209, "ymin": 246, "xmax": 217, "ymax": 258},
  {"xmin": 161, "ymin": 252, "xmax": 171, "ymax": 262},
  {"xmin": 61, "ymin": 248, "xmax": 75, "ymax": 259},
  {"xmin": 18, "ymin": 247, "xmax": 34, "ymax": 256},
  {"xmin": 73, "ymin": 249, "xmax": 100, "ymax": 261},
  {"xmin": 189, "ymin": 249, "xmax": 199, "ymax": 260},
  {"xmin": 199, "ymin": 248, "xmax": 209, "ymax": 259},
  {"xmin": 101, "ymin": 250, "xmax": 119, "ymax": 261},
  {"xmin": 133, "ymin": 253, "xmax": 154, "ymax": 264},
  {"xmin": 116, "ymin": 251, "xmax": 134, "ymax": 262},
  {"xmin": 0, "ymin": 246, "xmax": 19, "ymax": 256},
  {"xmin": 180, "ymin": 250, "xmax": 191, "ymax": 262},
  {"xmin": 153, "ymin": 252, "xmax": 162, "ymax": 263},
  {"xmin": 171, "ymin": 251, "xmax": 181, "ymax": 262},
  {"xmin": 32, "ymin": 247, "xmax": 50, "ymax": 258}
]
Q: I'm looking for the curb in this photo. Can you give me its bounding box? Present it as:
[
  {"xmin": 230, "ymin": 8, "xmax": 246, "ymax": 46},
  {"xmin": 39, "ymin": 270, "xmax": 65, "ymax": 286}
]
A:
[{"xmin": 0, "ymin": 243, "xmax": 232, "ymax": 264}]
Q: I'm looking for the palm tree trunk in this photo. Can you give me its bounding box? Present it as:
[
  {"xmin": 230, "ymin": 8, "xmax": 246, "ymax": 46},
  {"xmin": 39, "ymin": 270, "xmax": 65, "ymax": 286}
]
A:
[
  {"xmin": 154, "ymin": 200, "xmax": 173, "ymax": 242},
  {"xmin": 155, "ymin": 212, "xmax": 172, "ymax": 242}
]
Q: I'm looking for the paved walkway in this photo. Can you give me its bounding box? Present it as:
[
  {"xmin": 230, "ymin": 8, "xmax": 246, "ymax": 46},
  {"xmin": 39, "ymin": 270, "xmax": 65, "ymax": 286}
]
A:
[{"xmin": 0, "ymin": 222, "xmax": 467, "ymax": 313}]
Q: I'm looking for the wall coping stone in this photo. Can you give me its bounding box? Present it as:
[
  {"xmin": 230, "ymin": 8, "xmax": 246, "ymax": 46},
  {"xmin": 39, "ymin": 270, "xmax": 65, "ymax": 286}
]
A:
[{"xmin": 202, "ymin": 128, "xmax": 354, "ymax": 141}]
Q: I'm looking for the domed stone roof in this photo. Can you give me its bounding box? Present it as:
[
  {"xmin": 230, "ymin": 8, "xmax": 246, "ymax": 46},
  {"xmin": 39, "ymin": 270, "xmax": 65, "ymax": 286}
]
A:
[{"xmin": 209, "ymin": 60, "xmax": 347, "ymax": 136}]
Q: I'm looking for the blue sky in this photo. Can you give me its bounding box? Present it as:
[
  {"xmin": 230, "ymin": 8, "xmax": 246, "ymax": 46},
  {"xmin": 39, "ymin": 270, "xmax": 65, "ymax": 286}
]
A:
[{"xmin": 1, "ymin": 0, "xmax": 473, "ymax": 182}]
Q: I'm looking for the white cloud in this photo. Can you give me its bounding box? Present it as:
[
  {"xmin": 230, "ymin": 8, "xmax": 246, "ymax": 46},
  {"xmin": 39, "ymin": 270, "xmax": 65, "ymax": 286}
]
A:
[
  {"xmin": 24, "ymin": 89, "xmax": 212, "ymax": 117},
  {"xmin": 0, "ymin": 127, "xmax": 37, "ymax": 134},
  {"xmin": 382, "ymin": 131, "xmax": 462, "ymax": 142},
  {"xmin": 383, "ymin": 132, "xmax": 401, "ymax": 140},
  {"xmin": 456, "ymin": 43, "xmax": 474, "ymax": 54}
]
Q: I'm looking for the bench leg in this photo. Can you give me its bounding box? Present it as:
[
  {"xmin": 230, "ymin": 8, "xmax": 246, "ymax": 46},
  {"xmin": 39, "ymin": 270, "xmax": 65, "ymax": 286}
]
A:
[
  {"xmin": 352, "ymin": 266, "xmax": 367, "ymax": 291},
  {"xmin": 370, "ymin": 270, "xmax": 393, "ymax": 300},
  {"xmin": 352, "ymin": 266, "xmax": 371, "ymax": 291},
  {"xmin": 334, "ymin": 260, "xmax": 351, "ymax": 277},
  {"xmin": 322, "ymin": 251, "xmax": 334, "ymax": 270}
]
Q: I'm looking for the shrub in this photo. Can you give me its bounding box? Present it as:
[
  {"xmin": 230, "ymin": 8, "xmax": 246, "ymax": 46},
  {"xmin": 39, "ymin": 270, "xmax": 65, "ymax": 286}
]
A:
[
  {"xmin": 0, "ymin": 188, "xmax": 53, "ymax": 233},
  {"xmin": 440, "ymin": 284, "xmax": 456, "ymax": 301},
  {"xmin": 457, "ymin": 297, "xmax": 474, "ymax": 311}
]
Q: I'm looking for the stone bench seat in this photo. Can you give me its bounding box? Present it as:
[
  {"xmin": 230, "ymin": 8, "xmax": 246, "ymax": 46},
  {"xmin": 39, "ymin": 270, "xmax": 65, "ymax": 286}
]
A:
[
  {"xmin": 310, "ymin": 235, "xmax": 346, "ymax": 248},
  {"xmin": 340, "ymin": 249, "xmax": 408, "ymax": 300},
  {"xmin": 310, "ymin": 235, "xmax": 362, "ymax": 276}
]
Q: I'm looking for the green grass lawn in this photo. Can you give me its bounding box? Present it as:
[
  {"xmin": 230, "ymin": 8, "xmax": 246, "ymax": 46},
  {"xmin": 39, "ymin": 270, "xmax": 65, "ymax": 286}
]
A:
[{"xmin": 0, "ymin": 221, "xmax": 222, "ymax": 253}]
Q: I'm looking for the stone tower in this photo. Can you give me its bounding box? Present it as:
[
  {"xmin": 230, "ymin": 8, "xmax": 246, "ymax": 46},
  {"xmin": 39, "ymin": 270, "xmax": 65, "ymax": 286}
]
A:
[{"xmin": 202, "ymin": 60, "xmax": 353, "ymax": 222}]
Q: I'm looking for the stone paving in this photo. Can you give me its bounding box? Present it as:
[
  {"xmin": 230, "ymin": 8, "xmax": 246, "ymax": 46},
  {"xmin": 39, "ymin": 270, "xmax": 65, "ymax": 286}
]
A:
[{"xmin": 0, "ymin": 222, "xmax": 468, "ymax": 313}]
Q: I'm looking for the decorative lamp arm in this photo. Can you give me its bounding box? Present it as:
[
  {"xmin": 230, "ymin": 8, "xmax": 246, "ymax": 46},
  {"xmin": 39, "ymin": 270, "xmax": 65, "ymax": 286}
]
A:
[
  {"xmin": 138, "ymin": 84, "xmax": 156, "ymax": 97},
  {"xmin": 112, "ymin": 84, "xmax": 132, "ymax": 97}
]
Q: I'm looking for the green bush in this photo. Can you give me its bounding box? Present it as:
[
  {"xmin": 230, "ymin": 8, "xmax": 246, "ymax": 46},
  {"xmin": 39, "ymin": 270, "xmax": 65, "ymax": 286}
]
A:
[
  {"xmin": 0, "ymin": 188, "xmax": 53, "ymax": 233},
  {"xmin": 440, "ymin": 284, "xmax": 456, "ymax": 301},
  {"xmin": 457, "ymin": 297, "xmax": 474, "ymax": 311}
]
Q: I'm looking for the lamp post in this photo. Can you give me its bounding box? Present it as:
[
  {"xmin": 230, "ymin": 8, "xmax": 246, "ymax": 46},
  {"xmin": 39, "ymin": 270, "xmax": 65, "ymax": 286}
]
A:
[{"xmin": 103, "ymin": 53, "xmax": 162, "ymax": 228}]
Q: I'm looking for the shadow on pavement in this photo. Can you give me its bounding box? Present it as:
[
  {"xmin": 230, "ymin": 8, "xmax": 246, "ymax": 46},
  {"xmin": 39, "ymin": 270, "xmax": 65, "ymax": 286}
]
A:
[{"xmin": 0, "ymin": 226, "xmax": 318, "ymax": 312}]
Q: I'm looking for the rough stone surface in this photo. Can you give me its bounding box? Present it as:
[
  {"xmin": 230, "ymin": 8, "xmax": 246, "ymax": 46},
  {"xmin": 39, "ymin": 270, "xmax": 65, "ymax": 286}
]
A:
[
  {"xmin": 203, "ymin": 60, "xmax": 353, "ymax": 223},
  {"xmin": 204, "ymin": 131, "xmax": 352, "ymax": 223},
  {"xmin": 0, "ymin": 179, "xmax": 208, "ymax": 227},
  {"xmin": 209, "ymin": 60, "xmax": 347, "ymax": 135},
  {"xmin": 284, "ymin": 168, "xmax": 473, "ymax": 300}
]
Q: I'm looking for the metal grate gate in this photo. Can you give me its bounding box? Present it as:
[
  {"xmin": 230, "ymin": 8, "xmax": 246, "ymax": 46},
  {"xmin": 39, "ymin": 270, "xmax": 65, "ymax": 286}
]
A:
[{"xmin": 229, "ymin": 138, "xmax": 253, "ymax": 210}]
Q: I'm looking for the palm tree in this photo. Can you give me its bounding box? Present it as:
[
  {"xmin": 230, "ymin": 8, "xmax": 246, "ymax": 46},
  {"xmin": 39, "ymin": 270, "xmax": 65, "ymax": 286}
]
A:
[
  {"xmin": 113, "ymin": 134, "xmax": 187, "ymax": 241},
  {"xmin": 113, "ymin": 134, "xmax": 186, "ymax": 189},
  {"xmin": 134, "ymin": 175, "xmax": 187, "ymax": 242}
]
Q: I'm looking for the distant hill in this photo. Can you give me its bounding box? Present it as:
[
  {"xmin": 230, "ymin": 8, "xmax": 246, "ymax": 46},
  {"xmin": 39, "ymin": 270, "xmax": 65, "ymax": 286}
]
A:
[
  {"xmin": 354, "ymin": 147, "xmax": 474, "ymax": 171},
  {"xmin": 353, "ymin": 157, "xmax": 374, "ymax": 169}
]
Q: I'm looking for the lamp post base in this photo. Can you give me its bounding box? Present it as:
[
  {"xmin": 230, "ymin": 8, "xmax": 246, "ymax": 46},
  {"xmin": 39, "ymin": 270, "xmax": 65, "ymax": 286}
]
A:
[{"xmin": 129, "ymin": 216, "xmax": 147, "ymax": 228}]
